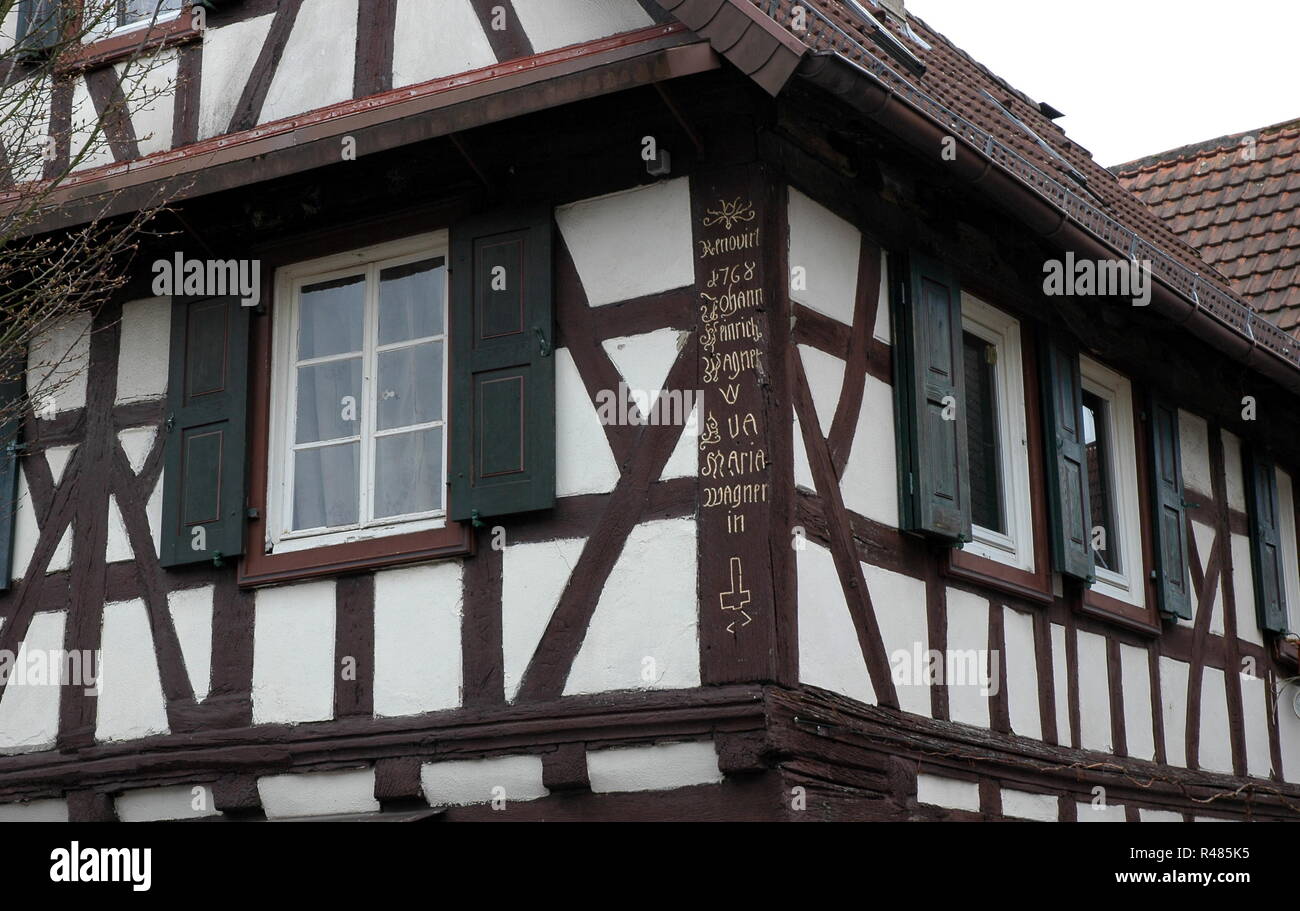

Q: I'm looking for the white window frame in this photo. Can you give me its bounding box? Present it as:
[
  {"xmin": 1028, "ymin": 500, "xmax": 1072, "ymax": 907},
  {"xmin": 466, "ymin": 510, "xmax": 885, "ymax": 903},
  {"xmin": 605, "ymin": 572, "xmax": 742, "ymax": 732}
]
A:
[
  {"xmin": 960, "ymin": 293, "xmax": 1035, "ymax": 573},
  {"xmin": 1079, "ymin": 355, "xmax": 1144, "ymax": 608},
  {"xmin": 1277, "ymin": 467, "xmax": 1300, "ymax": 634},
  {"xmin": 87, "ymin": 1, "xmax": 185, "ymax": 41},
  {"xmin": 267, "ymin": 231, "xmax": 449, "ymax": 555}
]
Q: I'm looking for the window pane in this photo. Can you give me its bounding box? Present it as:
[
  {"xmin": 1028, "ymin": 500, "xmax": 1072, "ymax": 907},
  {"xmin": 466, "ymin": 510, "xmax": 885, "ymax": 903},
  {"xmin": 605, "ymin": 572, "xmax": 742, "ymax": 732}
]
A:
[
  {"xmin": 1082, "ymin": 390, "xmax": 1121, "ymax": 572},
  {"xmin": 377, "ymin": 341, "xmax": 442, "ymax": 431},
  {"xmin": 373, "ymin": 428, "xmax": 443, "ymax": 519},
  {"xmin": 963, "ymin": 332, "xmax": 1004, "ymax": 534},
  {"xmin": 378, "ymin": 258, "xmax": 444, "ymax": 345},
  {"xmin": 124, "ymin": 0, "xmax": 180, "ymax": 25},
  {"xmin": 294, "ymin": 442, "xmax": 359, "ymax": 530},
  {"xmin": 299, "ymin": 275, "xmax": 364, "ymax": 359},
  {"xmin": 296, "ymin": 357, "xmax": 362, "ymax": 444}
]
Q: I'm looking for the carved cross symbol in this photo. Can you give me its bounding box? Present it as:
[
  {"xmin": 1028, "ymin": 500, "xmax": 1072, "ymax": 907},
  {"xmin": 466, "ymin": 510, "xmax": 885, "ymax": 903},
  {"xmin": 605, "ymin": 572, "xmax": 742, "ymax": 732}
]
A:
[{"xmin": 719, "ymin": 556, "xmax": 752, "ymax": 634}]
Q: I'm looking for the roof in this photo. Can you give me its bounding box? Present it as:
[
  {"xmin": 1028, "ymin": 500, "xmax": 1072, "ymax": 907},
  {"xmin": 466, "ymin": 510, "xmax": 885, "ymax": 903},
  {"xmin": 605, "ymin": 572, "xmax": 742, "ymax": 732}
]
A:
[{"xmin": 1115, "ymin": 119, "xmax": 1300, "ymax": 331}]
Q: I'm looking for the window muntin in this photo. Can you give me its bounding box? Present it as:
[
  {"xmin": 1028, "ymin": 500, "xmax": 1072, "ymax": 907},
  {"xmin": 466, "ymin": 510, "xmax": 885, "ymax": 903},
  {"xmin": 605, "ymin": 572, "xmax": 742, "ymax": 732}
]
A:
[
  {"xmin": 87, "ymin": 0, "xmax": 183, "ymax": 40},
  {"xmin": 960, "ymin": 294, "xmax": 1034, "ymax": 572},
  {"xmin": 268, "ymin": 233, "xmax": 449, "ymax": 554},
  {"xmin": 1079, "ymin": 355, "xmax": 1144, "ymax": 606}
]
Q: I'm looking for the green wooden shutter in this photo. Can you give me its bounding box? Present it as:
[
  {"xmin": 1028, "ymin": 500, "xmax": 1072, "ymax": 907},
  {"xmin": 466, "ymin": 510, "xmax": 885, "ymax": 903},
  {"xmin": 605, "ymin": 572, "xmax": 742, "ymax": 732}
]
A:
[
  {"xmin": 17, "ymin": 0, "xmax": 63, "ymax": 55},
  {"xmin": 449, "ymin": 207, "xmax": 555, "ymax": 522},
  {"xmin": 1039, "ymin": 336, "xmax": 1093, "ymax": 581},
  {"xmin": 1246, "ymin": 452, "xmax": 1288, "ymax": 633},
  {"xmin": 1148, "ymin": 397, "xmax": 1192, "ymax": 619},
  {"xmin": 0, "ymin": 357, "xmax": 25, "ymax": 592},
  {"xmin": 160, "ymin": 296, "xmax": 250, "ymax": 568},
  {"xmin": 892, "ymin": 253, "xmax": 970, "ymax": 542}
]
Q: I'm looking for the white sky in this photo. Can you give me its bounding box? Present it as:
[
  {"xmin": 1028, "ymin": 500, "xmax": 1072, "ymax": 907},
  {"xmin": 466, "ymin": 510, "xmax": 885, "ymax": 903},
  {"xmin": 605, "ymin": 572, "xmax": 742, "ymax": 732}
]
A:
[{"xmin": 905, "ymin": 0, "xmax": 1300, "ymax": 168}]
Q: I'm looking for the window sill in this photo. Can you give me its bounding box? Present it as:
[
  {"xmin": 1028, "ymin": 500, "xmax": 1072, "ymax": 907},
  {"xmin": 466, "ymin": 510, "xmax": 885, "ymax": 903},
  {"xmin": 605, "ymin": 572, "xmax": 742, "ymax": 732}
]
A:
[
  {"xmin": 1080, "ymin": 588, "xmax": 1161, "ymax": 637},
  {"xmin": 945, "ymin": 546, "xmax": 1053, "ymax": 605},
  {"xmin": 238, "ymin": 521, "xmax": 474, "ymax": 588},
  {"xmin": 58, "ymin": 12, "xmax": 199, "ymax": 75},
  {"xmin": 1273, "ymin": 635, "xmax": 1300, "ymax": 671}
]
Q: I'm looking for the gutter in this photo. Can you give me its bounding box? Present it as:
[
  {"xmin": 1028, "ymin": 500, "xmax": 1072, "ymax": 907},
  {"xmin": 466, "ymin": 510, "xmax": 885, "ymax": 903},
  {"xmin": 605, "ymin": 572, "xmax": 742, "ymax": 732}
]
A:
[{"xmin": 797, "ymin": 51, "xmax": 1298, "ymax": 394}]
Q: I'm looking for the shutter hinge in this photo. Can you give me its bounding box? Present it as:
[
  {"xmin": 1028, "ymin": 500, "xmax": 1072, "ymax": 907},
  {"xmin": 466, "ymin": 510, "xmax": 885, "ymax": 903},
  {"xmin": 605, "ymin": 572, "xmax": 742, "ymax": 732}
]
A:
[
  {"xmin": 246, "ymin": 507, "xmax": 260, "ymax": 520},
  {"xmin": 212, "ymin": 551, "xmax": 224, "ymax": 568},
  {"xmin": 470, "ymin": 509, "xmax": 484, "ymax": 528},
  {"xmin": 534, "ymin": 327, "xmax": 551, "ymax": 358},
  {"xmin": 165, "ymin": 413, "xmax": 175, "ymax": 433},
  {"xmin": 1181, "ymin": 498, "xmax": 1200, "ymax": 510}
]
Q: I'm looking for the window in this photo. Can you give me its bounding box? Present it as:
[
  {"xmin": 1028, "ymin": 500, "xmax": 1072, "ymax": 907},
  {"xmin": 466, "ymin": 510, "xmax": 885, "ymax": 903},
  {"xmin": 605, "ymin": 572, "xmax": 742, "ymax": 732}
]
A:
[
  {"xmin": 267, "ymin": 233, "xmax": 449, "ymax": 554},
  {"xmin": 87, "ymin": 0, "xmax": 183, "ymax": 39},
  {"xmin": 1079, "ymin": 356, "xmax": 1144, "ymax": 608},
  {"xmin": 1277, "ymin": 468, "xmax": 1300, "ymax": 634},
  {"xmin": 960, "ymin": 294, "xmax": 1034, "ymax": 573}
]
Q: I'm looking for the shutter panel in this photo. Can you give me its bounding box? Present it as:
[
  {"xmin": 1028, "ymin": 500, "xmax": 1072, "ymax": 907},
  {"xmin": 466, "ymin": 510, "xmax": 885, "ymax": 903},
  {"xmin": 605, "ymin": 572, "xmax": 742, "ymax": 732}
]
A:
[
  {"xmin": 1039, "ymin": 336, "xmax": 1093, "ymax": 580},
  {"xmin": 160, "ymin": 296, "xmax": 250, "ymax": 568},
  {"xmin": 17, "ymin": 0, "xmax": 63, "ymax": 54},
  {"xmin": 1247, "ymin": 452, "xmax": 1288, "ymax": 633},
  {"xmin": 0, "ymin": 357, "xmax": 25, "ymax": 592},
  {"xmin": 892, "ymin": 253, "xmax": 970, "ymax": 542},
  {"xmin": 1148, "ymin": 397, "xmax": 1192, "ymax": 619},
  {"xmin": 449, "ymin": 207, "xmax": 555, "ymax": 522}
]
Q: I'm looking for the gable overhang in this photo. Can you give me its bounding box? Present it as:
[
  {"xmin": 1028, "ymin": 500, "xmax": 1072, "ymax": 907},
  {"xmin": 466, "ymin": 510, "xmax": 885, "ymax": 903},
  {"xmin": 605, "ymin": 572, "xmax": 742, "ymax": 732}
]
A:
[
  {"xmin": 658, "ymin": 0, "xmax": 1300, "ymax": 393},
  {"xmin": 13, "ymin": 24, "xmax": 719, "ymax": 234}
]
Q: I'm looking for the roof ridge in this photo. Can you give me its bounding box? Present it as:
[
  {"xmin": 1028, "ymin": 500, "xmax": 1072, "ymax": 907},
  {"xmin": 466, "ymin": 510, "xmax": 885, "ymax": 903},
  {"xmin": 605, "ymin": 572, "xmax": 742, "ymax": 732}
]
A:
[{"xmin": 1113, "ymin": 117, "xmax": 1300, "ymax": 175}]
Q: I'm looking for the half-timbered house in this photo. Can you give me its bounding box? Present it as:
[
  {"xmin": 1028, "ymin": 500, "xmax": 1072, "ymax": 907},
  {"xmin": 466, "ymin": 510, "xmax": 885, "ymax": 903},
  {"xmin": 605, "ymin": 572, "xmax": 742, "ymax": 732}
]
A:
[{"xmin": 2, "ymin": 0, "xmax": 1300, "ymax": 822}]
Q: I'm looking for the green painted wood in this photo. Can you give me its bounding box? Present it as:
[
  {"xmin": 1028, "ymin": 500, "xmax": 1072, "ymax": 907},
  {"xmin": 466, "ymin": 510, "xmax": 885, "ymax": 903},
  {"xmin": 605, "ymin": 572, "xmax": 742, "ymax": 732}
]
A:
[
  {"xmin": 1149, "ymin": 396, "xmax": 1192, "ymax": 619},
  {"xmin": 160, "ymin": 296, "xmax": 249, "ymax": 568},
  {"xmin": 1247, "ymin": 452, "xmax": 1288, "ymax": 633},
  {"xmin": 449, "ymin": 207, "xmax": 555, "ymax": 522},
  {"xmin": 0, "ymin": 355, "xmax": 25, "ymax": 592},
  {"xmin": 1040, "ymin": 335, "xmax": 1093, "ymax": 581}
]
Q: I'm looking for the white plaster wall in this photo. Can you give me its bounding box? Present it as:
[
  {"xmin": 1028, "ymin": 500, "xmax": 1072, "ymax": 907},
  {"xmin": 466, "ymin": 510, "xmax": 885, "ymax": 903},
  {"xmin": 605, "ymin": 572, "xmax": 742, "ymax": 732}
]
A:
[
  {"xmin": 502, "ymin": 536, "xmax": 586, "ymax": 701},
  {"xmin": 259, "ymin": 0, "xmax": 356, "ymax": 125},
  {"xmin": 146, "ymin": 474, "xmax": 163, "ymax": 558},
  {"xmin": 1001, "ymin": 788, "xmax": 1057, "ymax": 821},
  {"xmin": 421, "ymin": 755, "xmax": 548, "ymax": 806},
  {"xmin": 1119, "ymin": 643, "xmax": 1154, "ymax": 761},
  {"xmin": 1077, "ymin": 801, "xmax": 1126, "ymax": 822},
  {"xmin": 1192, "ymin": 520, "xmax": 1221, "ymax": 634},
  {"xmin": 659, "ymin": 400, "xmax": 698, "ymax": 481},
  {"xmin": 49, "ymin": 525, "xmax": 72, "ymax": 574},
  {"xmin": 10, "ymin": 468, "xmax": 38, "ymax": 582},
  {"xmin": 798, "ymin": 345, "xmax": 844, "ymax": 438},
  {"xmin": 45, "ymin": 445, "xmax": 74, "ymax": 486},
  {"xmin": 797, "ymin": 539, "xmax": 874, "ymax": 704},
  {"xmin": 1076, "ymin": 629, "xmax": 1111, "ymax": 752},
  {"xmin": 27, "ymin": 311, "xmax": 92, "ymax": 415},
  {"xmin": 555, "ymin": 348, "xmax": 621, "ymax": 497},
  {"xmin": 68, "ymin": 75, "xmax": 115, "ymax": 172},
  {"xmin": 1221, "ymin": 429, "xmax": 1246, "ymax": 512},
  {"xmin": 116, "ymin": 297, "xmax": 170, "ymax": 404},
  {"xmin": 1178, "ymin": 409, "xmax": 1212, "ymax": 498},
  {"xmin": 0, "ymin": 799, "xmax": 69, "ymax": 822},
  {"xmin": 1239, "ymin": 672, "xmax": 1273, "ymax": 779},
  {"xmin": 258, "ymin": 768, "xmax": 379, "ymax": 819},
  {"xmin": 788, "ymin": 187, "xmax": 859, "ymax": 326},
  {"xmin": 1198, "ymin": 666, "xmax": 1233, "ymax": 774},
  {"xmin": 116, "ymin": 784, "xmax": 219, "ymax": 822},
  {"xmin": 565, "ymin": 518, "xmax": 699, "ymax": 694},
  {"xmin": 392, "ymin": 0, "xmax": 496, "ymax": 89},
  {"xmin": 1159, "ymin": 656, "xmax": 1190, "ymax": 767},
  {"xmin": 1002, "ymin": 606, "xmax": 1041, "ymax": 740},
  {"xmin": 117, "ymin": 50, "xmax": 177, "ymax": 157},
  {"xmin": 1231, "ymin": 532, "xmax": 1263, "ymax": 647},
  {"xmin": 168, "ymin": 585, "xmax": 213, "ymax": 702},
  {"xmin": 1139, "ymin": 808, "xmax": 1184, "ymax": 821},
  {"xmin": 792, "ymin": 411, "xmax": 815, "ymax": 492},
  {"xmin": 915, "ymin": 773, "xmax": 979, "ymax": 813},
  {"xmin": 1050, "ymin": 622, "xmax": 1071, "ymax": 746},
  {"xmin": 873, "ymin": 249, "xmax": 891, "ymax": 343},
  {"xmin": 943, "ymin": 587, "xmax": 990, "ymax": 728},
  {"xmin": 105, "ymin": 495, "xmax": 135, "ymax": 564},
  {"xmin": 372, "ymin": 561, "xmax": 463, "ymax": 717},
  {"xmin": 197, "ymin": 13, "xmax": 275, "ymax": 139},
  {"xmin": 586, "ymin": 740, "xmax": 722, "ymax": 793},
  {"xmin": 602, "ymin": 328, "xmax": 685, "ymax": 417},
  {"xmin": 1277, "ymin": 678, "xmax": 1300, "ymax": 782},
  {"xmin": 96, "ymin": 599, "xmax": 169, "ymax": 742},
  {"xmin": 0, "ymin": 75, "xmax": 50, "ymax": 184},
  {"xmin": 252, "ymin": 580, "xmax": 336, "ymax": 724},
  {"xmin": 0, "ymin": 611, "xmax": 66, "ymax": 753},
  {"xmin": 867, "ymin": 563, "xmax": 929, "ymax": 717},
  {"xmin": 839, "ymin": 375, "xmax": 899, "ymax": 527},
  {"xmin": 117, "ymin": 427, "xmax": 157, "ymax": 475},
  {"xmin": 555, "ymin": 179, "xmax": 694, "ymax": 306},
  {"xmin": 514, "ymin": 0, "xmax": 654, "ymax": 53}
]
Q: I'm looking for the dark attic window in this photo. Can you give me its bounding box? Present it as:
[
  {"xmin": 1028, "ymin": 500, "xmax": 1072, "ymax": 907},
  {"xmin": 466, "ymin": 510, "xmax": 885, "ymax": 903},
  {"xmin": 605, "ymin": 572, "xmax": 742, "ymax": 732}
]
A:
[
  {"xmin": 1082, "ymin": 389, "xmax": 1120, "ymax": 574},
  {"xmin": 962, "ymin": 331, "xmax": 1004, "ymax": 535}
]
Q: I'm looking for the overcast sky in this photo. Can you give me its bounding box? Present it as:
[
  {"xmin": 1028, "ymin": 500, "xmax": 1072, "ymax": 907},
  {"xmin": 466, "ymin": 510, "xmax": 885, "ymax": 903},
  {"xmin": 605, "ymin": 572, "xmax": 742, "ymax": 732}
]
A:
[{"xmin": 905, "ymin": 0, "xmax": 1300, "ymax": 168}]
